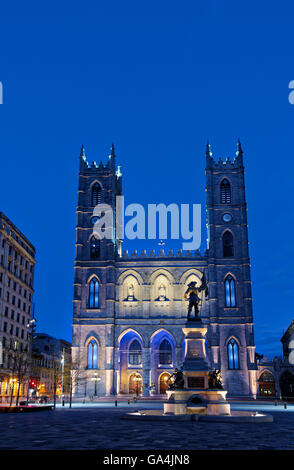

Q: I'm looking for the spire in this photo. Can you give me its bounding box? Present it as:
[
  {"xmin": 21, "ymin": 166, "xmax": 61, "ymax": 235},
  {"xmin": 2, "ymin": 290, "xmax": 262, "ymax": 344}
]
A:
[
  {"xmin": 80, "ymin": 144, "xmax": 86, "ymax": 158},
  {"xmin": 206, "ymin": 140, "xmax": 213, "ymax": 167},
  {"xmin": 110, "ymin": 143, "xmax": 115, "ymax": 159},
  {"xmin": 206, "ymin": 140, "xmax": 212, "ymax": 158},
  {"xmin": 109, "ymin": 142, "xmax": 116, "ymax": 169},
  {"xmin": 79, "ymin": 144, "xmax": 89, "ymax": 170},
  {"xmin": 235, "ymin": 138, "xmax": 244, "ymax": 166},
  {"xmin": 236, "ymin": 139, "xmax": 243, "ymax": 156}
]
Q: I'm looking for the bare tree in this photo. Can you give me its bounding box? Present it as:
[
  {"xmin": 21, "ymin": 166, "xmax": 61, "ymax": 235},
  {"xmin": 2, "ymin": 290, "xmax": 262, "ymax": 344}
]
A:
[
  {"xmin": 6, "ymin": 345, "xmax": 30, "ymax": 406},
  {"xmin": 68, "ymin": 356, "xmax": 87, "ymax": 408}
]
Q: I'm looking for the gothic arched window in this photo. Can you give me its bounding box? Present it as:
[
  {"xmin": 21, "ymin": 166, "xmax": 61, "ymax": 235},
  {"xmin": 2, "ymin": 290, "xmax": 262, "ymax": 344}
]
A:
[
  {"xmin": 91, "ymin": 182, "xmax": 102, "ymax": 207},
  {"xmin": 220, "ymin": 179, "xmax": 231, "ymax": 204},
  {"xmin": 128, "ymin": 339, "xmax": 142, "ymax": 365},
  {"xmin": 223, "ymin": 231, "xmax": 234, "ymax": 257},
  {"xmin": 225, "ymin": 275, "xmax": 236, "ymax": 307},
  {"xmin": 228, "ymin": 338, "xmax": 239, "ymax": 369},
  {"xmin": 159, "ymin": 339, "xmax": 172, "ymax": 365},
  {"xmin": 89, "ymin": 278, "xmax": 99, "ymax": 309},
  {"xmin": 88, "ymin": 340, "xmax": 98, "ymax": 369},
  {"xmin": 90, "ymin": 236, "xmax": 100, "ymax": 260}
]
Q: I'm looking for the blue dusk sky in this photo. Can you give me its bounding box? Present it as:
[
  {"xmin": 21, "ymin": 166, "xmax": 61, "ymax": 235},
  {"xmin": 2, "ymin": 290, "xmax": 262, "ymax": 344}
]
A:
[{"xmin": 0, "ymin": 0, "xmax": 293, "ymax": 358}]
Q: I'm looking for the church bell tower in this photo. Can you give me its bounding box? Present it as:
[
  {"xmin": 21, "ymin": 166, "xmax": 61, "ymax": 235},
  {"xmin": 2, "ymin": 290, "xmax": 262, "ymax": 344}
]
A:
[
  {"xmin": 205, "ymin": 141, "xmax": 257, "ymax": 397},
  {"xmin": 72, "ymin": 144, "xmax": 122, "ymax": 396}
]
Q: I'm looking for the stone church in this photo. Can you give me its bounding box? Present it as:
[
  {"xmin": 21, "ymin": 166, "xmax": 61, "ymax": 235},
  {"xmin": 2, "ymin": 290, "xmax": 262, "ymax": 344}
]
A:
[{"xmin": 72, "ymin": 141, "xmax": 257, "ymax": 398}]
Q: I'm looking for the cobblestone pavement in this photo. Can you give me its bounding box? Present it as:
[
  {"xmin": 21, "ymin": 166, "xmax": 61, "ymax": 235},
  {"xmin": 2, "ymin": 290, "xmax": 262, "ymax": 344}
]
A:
[{"xmin": 1, "ymin": 404, "xmax": 294, "ymax": 450}]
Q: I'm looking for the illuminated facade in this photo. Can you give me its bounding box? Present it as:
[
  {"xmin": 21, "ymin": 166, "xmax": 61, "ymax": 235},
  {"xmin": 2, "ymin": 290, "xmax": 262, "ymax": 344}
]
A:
[
  {"xmin": 72, "ymin": 142, "xmax": 258, "ymax": 398},
  {"xmin": 0, "ymin": 212, "xmax": 36, "ymax": 400},
  {"xmin": 257, "ymin": 320, "xmax": 294, "ymax": 399},
  {"xmin": 32, "ymin": 333, "xmax": 71, "ymax": 398}
]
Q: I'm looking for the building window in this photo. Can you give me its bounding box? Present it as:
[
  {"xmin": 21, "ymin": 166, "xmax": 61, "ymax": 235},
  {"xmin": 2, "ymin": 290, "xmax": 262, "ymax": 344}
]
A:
[
  {"xmin": 87, "ymin": 340, "xmax": 98, "ymax": 369},
  {"xmin": 159, "ymin": 339, "xmax": 172, "ymax": 365},
  {"xmin": 228, "ymin": 338, "xmax": 239, "ymax": 369},
  {"xmin": 91, "ymin": 183, "xmax": 102, "ymax": 207},
  {"xmin": 90, "ymin": 236, "xmax": 100, "ymax": 260},
  {"xmin": 128, "ymin": 340, "xmax": 142, "ymax": 365},
  {"xmin": 220, "ymin": 179, "xmax": 231, "ymax": 204},
  {"xmin": 89, "ymin": 278, "xmax": 99, "ymax": 309},
  {"xmin": 222, "ymin": 231, "xmax": 234, "ymax": 257},
  {"xmin": 225, "ymin": 275, "xmax": 236, "ymax": 307}
]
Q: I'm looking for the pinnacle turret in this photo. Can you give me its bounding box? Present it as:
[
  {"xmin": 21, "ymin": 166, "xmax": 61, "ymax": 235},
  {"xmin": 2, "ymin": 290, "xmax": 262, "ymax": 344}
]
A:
[{"xmin": 80, "ymin": 144, "xmax": 86, "ymax": 158}]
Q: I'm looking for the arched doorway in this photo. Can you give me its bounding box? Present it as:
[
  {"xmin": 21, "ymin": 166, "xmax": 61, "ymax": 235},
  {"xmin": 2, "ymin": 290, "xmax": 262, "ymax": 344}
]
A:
[
  {"xmin": 129, "ymin": 372, "xmax": 142, "ymax": 396},
  {"xmin": 280, "ymin": 370, "xmax": 294, "ymax": 400},
  {"xmin": 159, "ymin": 372, "xmax": 171, "ymax": 394},
  {"xmin": 258, "ymin": 371, "xmax": 276, "ymax": 397}
]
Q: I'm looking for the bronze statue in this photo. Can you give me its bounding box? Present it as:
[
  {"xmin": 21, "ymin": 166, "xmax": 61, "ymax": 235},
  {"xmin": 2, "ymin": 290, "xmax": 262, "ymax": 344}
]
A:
[
  {"xmin": 184, "ymin": 273, "xmax": 208, "ymax": 320},
  {"xmin": 208, "ymin": 369, "xmax": 223, "ymax": 390},
  {"xmin": 167, "ymin": 368, "xmax": 185, "ymax": 390}
]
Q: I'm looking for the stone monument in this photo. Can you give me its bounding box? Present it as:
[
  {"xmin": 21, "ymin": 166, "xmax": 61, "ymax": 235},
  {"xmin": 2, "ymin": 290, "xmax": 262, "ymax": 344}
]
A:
[
  {"xmin": 164, "ymin": 278, "xmax": 231, "ymax": 415},
  {"xmin": 164, "ymin": 321, "xmax": 231, "ymax": 415}
]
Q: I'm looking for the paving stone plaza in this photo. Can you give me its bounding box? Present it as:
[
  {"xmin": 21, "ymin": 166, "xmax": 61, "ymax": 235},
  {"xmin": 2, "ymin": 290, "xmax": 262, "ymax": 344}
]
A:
[{"xmin": 2, "ymin": 402, "xmax": 294, "ymax": 450}]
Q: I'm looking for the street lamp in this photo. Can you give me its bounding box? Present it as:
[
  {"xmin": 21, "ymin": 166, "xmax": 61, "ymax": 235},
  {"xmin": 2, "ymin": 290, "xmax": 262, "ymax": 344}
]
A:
[
  {"xmin": 26, "ymin": 315, "xmax": 37, "ymax": 405},
  {"xmin": 91, "ymin": 373, "xmax": 101, "ymax": 396},
  {"xmin": 133, "ymin": 371, "xmax": 142, "ymax": 397},
  {"xmin": 61, "ymin": 349, "xmax": 65, "ymax": 406}
]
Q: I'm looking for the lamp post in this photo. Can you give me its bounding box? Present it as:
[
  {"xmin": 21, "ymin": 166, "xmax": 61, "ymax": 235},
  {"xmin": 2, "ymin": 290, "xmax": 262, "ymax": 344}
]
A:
[
  {"xmin": 26, "ymin": 315, "xmax": 37, "ymax": 405},
  {"xmin": 60, "ymin": 349, "xmax": 65, "ymax": 406},
  {"xmin": 133, "ymin": 371, "xmax": 141, "ymax": 397},
  {"xmin": 91, "ymin": 373, "xmax": 101, "ymax": 396}
]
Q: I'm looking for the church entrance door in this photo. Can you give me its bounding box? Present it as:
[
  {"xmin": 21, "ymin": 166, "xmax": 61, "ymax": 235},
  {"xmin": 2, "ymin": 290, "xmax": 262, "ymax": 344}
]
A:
[
  {"xmin": 129, "ymin": 373, "xmax": 142, "ymax": 396},
  {"xmin": 159, "ymin": 372, "xmax": 171, "ymax": 394}
]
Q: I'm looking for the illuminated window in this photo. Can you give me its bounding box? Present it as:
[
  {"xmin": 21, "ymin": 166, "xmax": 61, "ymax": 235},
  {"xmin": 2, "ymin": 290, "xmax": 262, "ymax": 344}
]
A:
[
  {"xmin": 89, "ymin": 278, "xmax": 99, "ymax": 309},
  {"xmin": 91, "ymin": 183, "xmax": 102, "ymax": 206},
  {"xmin": 90, "ymin": 236, "xmax": 100, "ymax": 260},
  {"xmin": 223, "ymin": 231, "xmax": 234, "ymax": 257},
  {"xmin": 88, "ymin": 340, "xmax": 98, "ymax": 369},
  {"xmin": 225, "ymin": 275, "xmax": 236, "ymax": 307},
  {"xmin": 228, "ymin": 339, "xmax": 239, "ymax": 369},
  {"xmin": 220, "ymin": 179, "xmax": 231, "ymax": 204},
  {"xmin": 159, "ymin": 339, "xmax": 172, "ymax": 364},
  {"xmin": 128, "ymin": 340, "xmax": 142, "ymax": 365}
]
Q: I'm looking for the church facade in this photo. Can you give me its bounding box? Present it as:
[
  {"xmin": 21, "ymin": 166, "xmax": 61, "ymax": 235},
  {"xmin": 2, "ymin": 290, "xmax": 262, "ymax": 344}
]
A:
[{"xmin": 72, "ymin": 142, "xmax": 258, "ymax": 398}]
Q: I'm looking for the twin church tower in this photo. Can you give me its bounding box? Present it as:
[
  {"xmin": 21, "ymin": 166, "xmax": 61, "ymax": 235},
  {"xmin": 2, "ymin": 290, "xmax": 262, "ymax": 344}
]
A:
[{"xmin": 72, "ymin": 142, "xmax": 257, "ymax": 398}]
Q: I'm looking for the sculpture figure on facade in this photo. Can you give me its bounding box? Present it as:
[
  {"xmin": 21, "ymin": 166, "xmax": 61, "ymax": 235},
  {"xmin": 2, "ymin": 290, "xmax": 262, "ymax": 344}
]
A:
[
  {"xmin": 124, "ymin": 283, "xmax": 138, "ymax": 302},
  {"xmin": 158, "ymin": 284, "xmax": 167, "ymax": 301},
  {"xmin": 184, "ymin": 273, "xmax": 208, "ymax": 320},
  {"xmin": 167, "ymin": 368, "xmax": 185, "ymax": 390},
  {"xmin": 208, "ymin": 369, "xmax": 223, "ymax": 389},
  {"xmin": 155, "ymin": 283, "xmax": 169, "ymax": 302}
]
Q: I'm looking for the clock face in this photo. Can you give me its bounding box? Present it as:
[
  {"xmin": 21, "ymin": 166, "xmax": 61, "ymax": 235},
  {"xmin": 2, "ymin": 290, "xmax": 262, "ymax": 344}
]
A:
[
  {"xmin": 223, "ymin": 213, "xmax": 232, "ymax": 222},
  {"xmin": 91, "ymin": 216, "xmax": 99, "ymax": 225}
]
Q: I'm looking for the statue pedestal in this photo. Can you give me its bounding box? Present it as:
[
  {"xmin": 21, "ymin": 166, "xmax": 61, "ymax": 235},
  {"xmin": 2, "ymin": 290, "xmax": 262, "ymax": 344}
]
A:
[{"xmin": 163, "ymin": 322, "xmax": 231, "ymax": 416}]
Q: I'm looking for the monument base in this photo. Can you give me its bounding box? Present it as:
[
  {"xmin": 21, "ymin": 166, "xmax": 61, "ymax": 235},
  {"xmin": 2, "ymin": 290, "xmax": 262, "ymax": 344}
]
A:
[{"xmin": 164, "ymin": 389, "xmax": 231, "ymax": 416}]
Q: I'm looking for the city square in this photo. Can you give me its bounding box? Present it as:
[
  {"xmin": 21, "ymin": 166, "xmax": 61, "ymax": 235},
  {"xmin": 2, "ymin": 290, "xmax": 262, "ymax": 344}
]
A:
[{"xmin": 2, "ymin": 401, "xmax": 294, "ymax": 450}]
